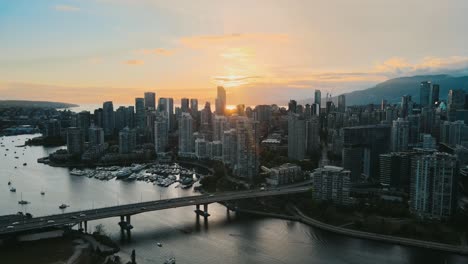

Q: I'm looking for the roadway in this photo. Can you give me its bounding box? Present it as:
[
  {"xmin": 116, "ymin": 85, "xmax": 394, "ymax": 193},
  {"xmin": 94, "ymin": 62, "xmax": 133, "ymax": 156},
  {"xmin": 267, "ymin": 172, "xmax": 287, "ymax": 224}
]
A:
[{"xmin": 0, "ymin": 186, "xmax": 310, "ymax": 236}]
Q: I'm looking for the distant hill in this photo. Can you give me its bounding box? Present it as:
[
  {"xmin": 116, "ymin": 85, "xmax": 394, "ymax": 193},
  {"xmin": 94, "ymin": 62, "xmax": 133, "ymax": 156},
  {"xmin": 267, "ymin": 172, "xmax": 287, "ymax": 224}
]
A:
[
  {"xmin": 0, "ymin": 100, "xmax": 78, "ymax": 109},
  {"xmin": 342, "ymin": 74, "xmax": 468, "ymax": 105},
  {"xmin": 298, "ymin": 75, "xmax": 468, "ymax": 106}
]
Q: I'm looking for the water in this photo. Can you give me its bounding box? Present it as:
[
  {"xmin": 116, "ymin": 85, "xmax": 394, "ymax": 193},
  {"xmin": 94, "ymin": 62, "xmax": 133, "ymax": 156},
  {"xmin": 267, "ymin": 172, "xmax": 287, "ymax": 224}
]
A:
[{"xmin": 0, "ymin": 134, "xmax": 467, "ymax": 264}]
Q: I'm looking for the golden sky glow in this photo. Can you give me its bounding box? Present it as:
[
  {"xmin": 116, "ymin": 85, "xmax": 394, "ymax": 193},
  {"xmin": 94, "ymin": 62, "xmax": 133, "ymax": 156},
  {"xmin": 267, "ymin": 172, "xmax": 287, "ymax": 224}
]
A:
[{"xmin": 2, "ymin": 1, "xmax": 468, "ymax": 105}]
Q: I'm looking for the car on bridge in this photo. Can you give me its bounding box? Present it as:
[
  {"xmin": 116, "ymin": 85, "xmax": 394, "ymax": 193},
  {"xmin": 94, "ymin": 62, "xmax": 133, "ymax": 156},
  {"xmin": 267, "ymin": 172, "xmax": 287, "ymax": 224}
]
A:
[{"xmin": 47, "ymin": 220, "xmax": 55, "ymax": 224}]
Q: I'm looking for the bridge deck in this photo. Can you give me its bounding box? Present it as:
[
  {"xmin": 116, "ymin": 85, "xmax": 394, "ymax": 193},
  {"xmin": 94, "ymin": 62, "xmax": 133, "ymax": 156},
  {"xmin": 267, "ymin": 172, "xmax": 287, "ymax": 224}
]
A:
[{"xmin": 0, "ymin": 186, "xmax": 310, "ymax": 236}]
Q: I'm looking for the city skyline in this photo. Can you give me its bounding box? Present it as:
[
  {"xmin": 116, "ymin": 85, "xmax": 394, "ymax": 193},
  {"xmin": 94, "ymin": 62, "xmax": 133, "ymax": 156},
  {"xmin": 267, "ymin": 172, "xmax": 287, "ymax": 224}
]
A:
[{"xmin": 2, "ymin": 1, "xmax": 468, "ymax": 105}]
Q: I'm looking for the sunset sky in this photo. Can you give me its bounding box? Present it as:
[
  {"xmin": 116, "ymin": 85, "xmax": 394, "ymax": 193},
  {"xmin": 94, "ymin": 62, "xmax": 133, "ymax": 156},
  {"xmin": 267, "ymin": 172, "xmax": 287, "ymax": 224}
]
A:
[{"xmin": 2, "ymin": 0, "xmax": 468, "ymax": 105}]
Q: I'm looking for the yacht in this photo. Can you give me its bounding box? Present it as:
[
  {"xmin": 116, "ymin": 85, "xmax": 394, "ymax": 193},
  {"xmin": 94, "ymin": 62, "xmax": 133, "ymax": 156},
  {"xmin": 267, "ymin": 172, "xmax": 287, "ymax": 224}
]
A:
[
  {"xmin": 10, "ymin": 187, "xmax": 16, "ymax": 192},
  {"xmin": 23, "ymin": 163, "xmax": 27, "ymax": 166},
  {"xmin": 59, "ymin": 204, "xmax": 69, "ymax": 209},
  {"xmin": 8, "ymin": 181, "xmax": 11, "ymax": 185},
  {"xmin": 131, "ymin": 164, "xmax": 146, "ymax": 172},
  {"xmin": 18, "ymin": 193, "xmax": 29, "ymax": 205},
  {"xmin": 115, "ymin": 168, "xmax": 132, "ymax": 179},
  {"xmin": 157, "ymin": 242, "xmax": 163, "ymax": 247},
  {"xmin": 70, "ymin": 168, "xmax": 86, "ymax": 176}
]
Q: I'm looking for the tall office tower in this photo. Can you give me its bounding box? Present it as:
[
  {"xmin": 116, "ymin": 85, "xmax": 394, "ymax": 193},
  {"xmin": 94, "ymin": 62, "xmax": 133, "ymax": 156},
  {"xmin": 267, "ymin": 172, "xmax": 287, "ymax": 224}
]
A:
[
  {"xmin": 93, "ymin": 108, "xmax": 103, "ymax": 128},
  {"xmin": 306, "ymin": 116, "xmax": 320, "ymax": 154},
  {"xmin": 154, "ymin": 113, "xmax": 169, "ymax": 154},
  {"xmin": 312, "ymin": 103, "xmax": 320, "ymax": 116},
  {"xmin": 391, "ymin": 118, "xmax": 409, "ymax": 152},
  {"xmin": 178, "ymin": 113, "xmax": 193, "ymax": 156},
  {"xmin": 222, "ymin": 129, "xmax": 237, "ymax": 165},
  {"xmin": 158, "ymin": 97, "xmax": 174, "ymax": 131},
  {"xmin": 190, "ymin": 99, "xmax": 198, "ymax": 114},
  {"xmin": 430, "ymin": 84, "xmax": 440, "ymax": 106},
  {"xmin": 311, "ymin": 166, "xmax": 351, "ymax": 205},
  {"xmin": 215, "ymin": 86, "xmax": 226, "ymax": 115},
  {"xmin": 342, "ymin": 147, "xmax": 363, "ymax": 182},
  {"xmin": 118, "ymin": 127, "xmax": 136, "ymax": 154},
  {"xmin": 440, "ymin": 120, "xmax": 468, "ymax": 146},
  {"xmin": 411, "ymin": 152, "xmax": 458, "ymax": 219},
  {"xmin": 145, "ymin": 110, "xmax": 158, "ymax": 142},
  {"xmin": 144, "ymin": 92, "xmax": 156, "ymax": 110},
  {"xmin": 102, "ymin": 101, "xmax": 115, "ymax": 136},
  {"xmin": 288, "ymin": 100, "xmax": 297, "ymax": 113},
  {"xmin": 325, "ymin": 101, "xmax": 334, "ymax": 115},
  {"xmin": 181, "ymin": 98, "xmax": 190, "ymax": 113},
  {"xmin": 420, "ymin": 81, "xmax": 431, "ymax": 107},
  {"xmin": 237, "ymin": 104, "xmax": 245, "ymax": 116},
  {"xmin": 401, "ymin": 95, "xmax": 412, "ymax": 118},
  {"xmin": 88, "ymin": 126, "xmax": 104, "ymax": 147},
  {"xmin": 77, "ymin": 111, "xmax": 91, "ymax": 141},
  {"xmin": 66, "ymin": 127, "xmax": 84, "ymax": 155},
  {"xmin": 337, "ymin": 94, "xmax": 346, "ymax": 113},
  {"xmin": 45, "ymin": 119, "xmax": 61, "ymax": 137},
  {"xmin": 448, "ymin": 89, "xmax": 466, "ymax": 119},
  {"xmin": 304, "ymin": 104, "xmax": 312, "ymax": 119},
  {"xmin": 381, "ymin": 99, "xmax": 387, "ymax": 110},
  {"xmin": 213, "ymin": 115, "xmax": 228, "ymax": 141},
  {"xmin": 314, "ymin": 89, "xmax": 321, "ymax": 107},
  {"xmin": 254, "ymin": 105, "xmax": 272, "ymax": 122},
  {"xmin": 115, "ymin": 106, "xmax": 127, "ymax": 132},
  {"xmin": 379, "ymin": 152, "xmax": 410, "ymax": 189},
  {"xmin": 233, "ymin": 117, "xmax": 259, "ymax": 180},
  {"xmin": 420, "ymin": 107, "xmax": 434, "ymax": 134},
  {"xmin": 135, "ymin": 98, "xmax": 146, "ymax": 129},
  {"xmin": 194, "ymin": 138, "xmax": 208, "ymax": 159},
  {"xmin": 200, "ymin": 102, "xmax": 213, "ymax": 133},
  {"xmin": 342, "ymin": 125, "xmax": 391, "ymax": 181},
  {"xmin": 125, "ymin": 106, "xmax": 135, "ymax": 128},
  {"xmin": 288, "ymin": 113, "xmax": 306, "ymax": 160},
  {"xmin": 407, "ymin": 114, "xmax": 421, "ymax": 145}
]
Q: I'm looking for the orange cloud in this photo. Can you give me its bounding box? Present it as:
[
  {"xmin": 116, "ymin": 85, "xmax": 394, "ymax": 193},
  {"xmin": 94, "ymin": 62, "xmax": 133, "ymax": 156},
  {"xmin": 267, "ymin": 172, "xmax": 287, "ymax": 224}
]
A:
[
  {"xmin": 137, "ymin": 48, "xmax": 174, "ymax": 56},
  {"xmin": 124, "ymin": 59, "xmax": 144, "ymax": 65},
  {"xmin": 53, "ymin": 5, "xmax": 80, "ymax": 12}
]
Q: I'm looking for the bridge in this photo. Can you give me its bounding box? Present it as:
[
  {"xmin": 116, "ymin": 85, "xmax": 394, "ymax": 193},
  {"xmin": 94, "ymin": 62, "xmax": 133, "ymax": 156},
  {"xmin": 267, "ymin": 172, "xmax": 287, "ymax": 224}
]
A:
[{"xmin": 0, "ymin": 186, "xmax": 310, "ymax": 237}]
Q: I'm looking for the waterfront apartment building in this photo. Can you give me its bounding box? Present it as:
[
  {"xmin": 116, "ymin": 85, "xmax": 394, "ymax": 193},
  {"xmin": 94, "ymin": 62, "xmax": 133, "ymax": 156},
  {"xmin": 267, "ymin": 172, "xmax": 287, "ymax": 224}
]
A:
[
  {"xmin": 178, "ymin": 113, "xmax": 194, "ymax": 157},
  {"xmin": 102, "ymin": 101, "xmax": 115, "ymax": 136},
  {"xmin": 288, "ymin": 113, "xmax": 306, "ymax": 160},
  {"xmin": 391, "ymin": 118, "xmax": 409, "ymax": 152},
  {"xmin": 410, "ymin": 152, "xmax": 458, "ymax": 219},
  {"xmin": 154, "ymin": 113, "xmax": 169, "ymax": 154},
  {"xmin": 118, "ymin": 127, "xmax": 136, "ymax": 154},
  {"xmin": 67, "ymin": 127, "xmax": 84, "ymax": 155},
  {"xmin": 266, "ymin": 163, "xmax": 303, "ymax": 186},
  {"xmin": 311, "ymin": 166, "xmax": 351, "ymax": 205}
]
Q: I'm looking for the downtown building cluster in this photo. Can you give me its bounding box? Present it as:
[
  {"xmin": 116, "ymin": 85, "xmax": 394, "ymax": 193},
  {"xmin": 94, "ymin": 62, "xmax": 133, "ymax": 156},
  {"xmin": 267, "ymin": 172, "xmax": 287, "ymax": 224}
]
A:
[{"xmin": 287, "ymin": 84, "xmax": 466, "ymax": 220}]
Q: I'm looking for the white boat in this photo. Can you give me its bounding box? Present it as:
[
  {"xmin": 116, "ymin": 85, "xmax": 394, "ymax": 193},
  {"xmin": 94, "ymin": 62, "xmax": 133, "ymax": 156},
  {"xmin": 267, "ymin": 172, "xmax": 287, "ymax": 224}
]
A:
[
  {"xmin": 164, "ymin": 257, "xmax": 175, "ymax": 264},
  {"xmin": 131, "ymin": 164, "xmax": 146, "ymax": 172},
  {"xmin": 70, "ymin": 168, "xmax": 86, "ymax": 176},
  {"xmin": 157, "ymin": 242, "xmax": 162, "ymax": 247},
  {"xmin": 115, "ymin": 168, "xmax": 132, "ymax": 179},
  {"xmin": 59, "ymin": 203, "xmax": 69, "ymax": 209}
]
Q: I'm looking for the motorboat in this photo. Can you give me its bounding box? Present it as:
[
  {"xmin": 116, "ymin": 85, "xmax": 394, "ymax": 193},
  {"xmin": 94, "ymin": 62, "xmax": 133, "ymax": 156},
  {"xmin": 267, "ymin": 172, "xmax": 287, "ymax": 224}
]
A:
[
  {"xmin": 115, "ymin": 168, "xmax": 132, "ymax": 179},
  {"xmin": 164, "ymin": 257, "xmax": 175, "ymax": 264},
  {"xmin": 157, "ymin": 242, "xmax": 162, "ymax": 247},
  {"xmin": 10, "ymin": 187, "xmax": 16, "ymax": 192},
  {"xmin": 59, "ymin": 204, "xmax": 69, "ymax": 209},
  {"xmin": 70, "ymin": 168, "xmax": 86, "ymax": 176}
]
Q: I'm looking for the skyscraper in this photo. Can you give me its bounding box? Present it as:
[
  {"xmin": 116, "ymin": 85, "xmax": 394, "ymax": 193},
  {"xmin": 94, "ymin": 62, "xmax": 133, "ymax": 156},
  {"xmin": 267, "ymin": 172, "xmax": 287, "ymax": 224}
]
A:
[
  {"xmin": 154, "ymin": 113, "xmax": 169, "ymax": 154},
  {"xmin": 190, "ymin": 98, "xmax": 198, "ymax": 113},
  {"xmin": 67, "ymin": 127, "xmax": 84, "ymax": 155},
  {"xmin": 430, "ymin": 84, "xmax": 440, "ymax": 106},
  {"xmin": 288, "ymin": 113, "xmax": 306, "ymax": 160},
  {"xmin": 181, "ymin": 98, "xmax": 190, "ymax": 113},
  {"xmin": 306, "ymin": 116, "xmax": 320, "ymax": 154},
  {"xmin": 448, "ymin": 89, "xmax": 466, "ymax": 112},
  {"xmin": 118, "ymin": 127, "xmax": 136, "ymax": 154},
  {"xmin": 411, "ymin": 152, "xmax": 458, "ymax": 219},
  {"xmin": 379, "ymin": 152, "xmax": 410, "ymax": 189},
  {"xmin": 77, "ymin": 111, "xmax": 91, "ymax": 141},
  {"xmin": 401, "ymin": 95, "xmax": 412, "ymax": 118},
  {"xmin": 337, "ymin": 94, "xmax": 346, "ymax": 113},
  {"xmin": 233, "ymin": 117, "xmax": 259, "ymax": 180},
  {"xmin": 391, "ymin": 118, "xmax": 409, "ymax": 152},
  {"xmin": 88, "ymin": 126, "xmax": 104, "ymax": 147},
  {"xmin": 144, "ymin": 92, "xmax": 156, "ymax": 110},
  {"xmin": 135, "ymin": 98, "xmax": 145, "ymax": 129},
  {"xmin": 314, "ymin": 89, "xmax": 321, "ymax": 106},
  {"xmin": 158, "ymin": 97, "xmax": 174, "ymax": 131},
  {"xmin": 215, "ymin": 86, "xmax": 226, "ymax": 115},
  {"xmin": 420, "ymin": 81, "xmax": 431, "ymax": 107},
  {"xmin": 178, "ymin": 113, "xmax": 193, "ymax": 156},
  {"xmin": 102, "ymin": 101, "xmax": 115, "ymax": 136},
  {"xmin": 212, "ymin": 115, "xmax": 228, "ymax": 141}
]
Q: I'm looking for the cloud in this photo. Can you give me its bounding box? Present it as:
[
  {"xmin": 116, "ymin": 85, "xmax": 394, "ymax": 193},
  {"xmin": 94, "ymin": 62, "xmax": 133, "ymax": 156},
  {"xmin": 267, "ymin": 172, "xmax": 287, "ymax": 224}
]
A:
[
  {"xmin": 180, "ymin": 33, "xmax": 289, "ymax": 49},
  {"xmin": 213, "ymin": 75, "xmax": 262, "ymax": 87},
  {"xmin": 123, "ymin": 59, "xmax": 144, "ymax": 65},
  {"xmin": 137, "ymin": 48, "xmax": 174, "ymax": 56},
  {"xmin": 374, "ymin": 56, "xmax": 468, "ymax": 77},
  {"xmin": 53, "ymin": 5, "xmax": 81, "ymax": 12}
]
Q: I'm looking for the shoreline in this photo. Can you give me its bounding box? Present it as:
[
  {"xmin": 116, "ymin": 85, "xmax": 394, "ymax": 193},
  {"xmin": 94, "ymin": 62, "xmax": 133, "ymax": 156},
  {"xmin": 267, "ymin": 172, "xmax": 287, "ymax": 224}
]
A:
[{"xmin": 233, "ymin": 205, "xmax": 468, "ymax": 256}]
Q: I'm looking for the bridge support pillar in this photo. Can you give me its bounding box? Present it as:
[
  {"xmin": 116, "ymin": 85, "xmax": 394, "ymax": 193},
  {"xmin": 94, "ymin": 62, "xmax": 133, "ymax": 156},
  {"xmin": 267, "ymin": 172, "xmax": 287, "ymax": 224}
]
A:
[
  {"xmin": 126, "ymin": 215, "xmax": 131, "ymax": 225},
  {"xmin": 79, "ymin": 222, "xmax": 83, "ymax": 230},
  {"xmin": 203, "ymin": 204, "xmax": 208, "ymax": 218},
  {"xmin": 84, "ymin": 221, "xmax": 88, "ymax": 233}
]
